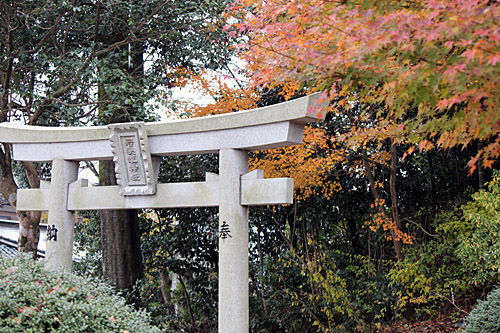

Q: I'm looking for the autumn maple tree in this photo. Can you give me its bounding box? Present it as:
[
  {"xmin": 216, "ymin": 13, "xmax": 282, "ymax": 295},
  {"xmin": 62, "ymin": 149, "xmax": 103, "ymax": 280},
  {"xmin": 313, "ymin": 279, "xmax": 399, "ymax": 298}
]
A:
[
  {"xmin": 222, "ymin": 0, "xmax": 500, "ymax": 260},
  {"xmin": 166, "ymin": 67, "xmax": 259, "ymax": 117},
  {"xmin": 227, "ymin": 0, "xmax": 500, "ymax": 168}
]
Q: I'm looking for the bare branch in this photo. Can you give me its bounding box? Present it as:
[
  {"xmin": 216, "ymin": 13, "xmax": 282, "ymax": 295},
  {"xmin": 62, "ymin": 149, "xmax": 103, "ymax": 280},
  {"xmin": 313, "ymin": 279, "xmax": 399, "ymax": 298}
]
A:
[
  {"xmin": 403, "ymin": 218, "xmax": 440, "ymax": 237},
  {"xmin": 23, "ymin": 9, "xmax": 69, "ymax": 55},
  {"xmin": 49, "ymin": 97, "xmax": 106, "ymax": 108},
  {"xmin": 130, "ymin": 1, "xmax": 169, "ymax": 36},
  {"xmin": 436, "ymin": 287, "xmax": 469, "ymax": 315},
  {"xmin": 353, "ymin": 152, "xmax": 392, "ymax": 172},
  {"xmin": 84, "ymin": 161, "xmax": 99, "ymax": 178}
]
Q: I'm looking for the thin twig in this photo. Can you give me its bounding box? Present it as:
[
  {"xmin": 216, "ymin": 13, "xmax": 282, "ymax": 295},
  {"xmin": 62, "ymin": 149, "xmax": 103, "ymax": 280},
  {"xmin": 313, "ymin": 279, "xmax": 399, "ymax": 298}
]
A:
[
  {"xmin": 84, "ymin": 161, "xmax": 99, "ymax": 178},
  {"xmin": 403, "ymin": 218, "xmax": 439, "ymax": 237},
  {"xmin": 436, "ymin": 287, "xmax": 469, "ymax": 315},
  {"xmin": 50, "ymin": 97, "xmax": 105, "ymax": 108}
]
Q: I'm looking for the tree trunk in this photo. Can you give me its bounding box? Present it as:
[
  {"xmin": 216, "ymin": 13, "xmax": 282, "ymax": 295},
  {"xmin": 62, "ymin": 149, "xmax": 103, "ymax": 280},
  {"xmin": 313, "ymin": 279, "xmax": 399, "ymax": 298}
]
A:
[
  {"xmin": 361, "ymin": 147, "xmax": 404, "ymax": 262},
  {"xmin": 478, "ymin": 141, "xmax": 485, "ymax": 190},
  {"xmin": 17, "ymin": 212, "xmax": 41, "ymax": 256},
  {"xmin": 427, "ymin": 151, "xmax": 435, "ymax": 205},
  {"xmin": 1, "ymin": 2, "xmax": 43, "ymax": 258},
  {"xmin": 256, "ymin": 223, "xmax": 268, "ymax": 314},
  {"xmin": 178, "ymin": 275, "xmax": 195, "ymax": 326},
  {"xmin": 389, "ymin": 141, "xmax": 404, "ymax": 262},
  {"xmin": 0, "ymin": 144, "xmax": 41, "ymax": 257},
  {"xmin": 346, "ymin": 217, "xmax": 363, "ymax": 255},
  {"xmin": 159, "ymin": 268, "xmax": 175, "ymax": 315},
  {"xmin": 99, "ymin": 159, "xmax": 144, "ymax": 290}
]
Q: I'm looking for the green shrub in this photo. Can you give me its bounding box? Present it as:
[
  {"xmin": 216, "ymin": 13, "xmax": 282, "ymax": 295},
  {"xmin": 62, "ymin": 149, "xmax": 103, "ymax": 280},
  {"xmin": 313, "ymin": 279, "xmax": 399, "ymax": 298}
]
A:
[
  {"xmin": 0, "ymin": 255, "xmax": 159, "ymax": 332},
  {"xmin": 387, "ymin": 207, "xmax": 471, "ymax": 317},
  {"xmin": 457, "ymin": 169, "xmax": 500, "ymax": 286},
  {"xmin": 465, "ymin": 286, "xmax": 500, "ymax": 332}
]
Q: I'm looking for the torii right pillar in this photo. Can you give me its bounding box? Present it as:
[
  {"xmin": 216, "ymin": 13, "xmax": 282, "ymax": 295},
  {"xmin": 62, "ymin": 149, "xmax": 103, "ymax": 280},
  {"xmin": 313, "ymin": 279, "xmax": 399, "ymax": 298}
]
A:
[{"xmin": 218, "ymin": 148, "xmax": 249, "ymax": 332}]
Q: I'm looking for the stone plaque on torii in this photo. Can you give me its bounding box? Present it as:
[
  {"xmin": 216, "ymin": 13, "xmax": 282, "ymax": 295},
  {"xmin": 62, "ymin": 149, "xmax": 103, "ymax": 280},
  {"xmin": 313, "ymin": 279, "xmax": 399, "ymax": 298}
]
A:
[{"xmin": 0, "ymin": 93, "xmax": 325, "ymax": 333}]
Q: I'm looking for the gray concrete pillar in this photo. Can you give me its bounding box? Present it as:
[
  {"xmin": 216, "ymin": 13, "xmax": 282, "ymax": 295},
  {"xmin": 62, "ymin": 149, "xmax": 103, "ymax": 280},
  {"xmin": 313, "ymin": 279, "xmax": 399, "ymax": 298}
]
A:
[
  {"xmin": 45, "ymin": 159, "xmax": 79, "ymax": 271},
  {"xmin": 218, "ymin": 149, "xmax": 249, "ymax": 333}
]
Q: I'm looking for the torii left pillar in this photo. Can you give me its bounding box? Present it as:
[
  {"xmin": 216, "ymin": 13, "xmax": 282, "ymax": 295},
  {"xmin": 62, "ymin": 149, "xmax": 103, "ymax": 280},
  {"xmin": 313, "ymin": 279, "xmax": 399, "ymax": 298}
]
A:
[
  {"xmin": 45, "ymin": 159, "xmax": 79, "ymax": 271},
  {"xmin": 218, "ymin": 148, "xmax": 249, "ymax": 333}
]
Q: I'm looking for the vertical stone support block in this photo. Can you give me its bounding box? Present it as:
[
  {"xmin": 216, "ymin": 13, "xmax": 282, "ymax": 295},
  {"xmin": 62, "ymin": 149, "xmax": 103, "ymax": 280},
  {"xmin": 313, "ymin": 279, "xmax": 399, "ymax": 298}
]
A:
[
  {"xmin": 45, "ymin": 159, "xmax": 79, "ymax": 272},
  {"xmin": 218, "ymin": 149, "xmax": 249, "ymax": 333}
]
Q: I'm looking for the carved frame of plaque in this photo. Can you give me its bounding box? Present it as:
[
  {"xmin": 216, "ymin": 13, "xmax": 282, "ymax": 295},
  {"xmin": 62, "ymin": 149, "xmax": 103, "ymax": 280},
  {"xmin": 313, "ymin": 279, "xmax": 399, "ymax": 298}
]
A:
[{"xmin": 108, "ymin": 122, "xmax": 157, "ymax": 196}]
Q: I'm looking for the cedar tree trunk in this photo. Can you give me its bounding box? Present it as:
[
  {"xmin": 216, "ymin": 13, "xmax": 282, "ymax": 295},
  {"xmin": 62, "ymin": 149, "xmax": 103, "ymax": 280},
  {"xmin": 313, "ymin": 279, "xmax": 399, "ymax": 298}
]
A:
[{"xmin": 99, "ymin": 159, "xmax": 144, "ymax": 290}]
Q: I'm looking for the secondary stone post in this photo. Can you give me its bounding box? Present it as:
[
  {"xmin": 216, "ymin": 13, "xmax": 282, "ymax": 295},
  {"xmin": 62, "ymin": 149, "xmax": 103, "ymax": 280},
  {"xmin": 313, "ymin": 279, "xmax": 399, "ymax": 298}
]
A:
[
  {"xmin": 218, "ymin": 148, "xmax": 249, "ymax": 333},
  {"xmin": 45, "ymin": 159, "xmax": 79, "ymax": 271}
]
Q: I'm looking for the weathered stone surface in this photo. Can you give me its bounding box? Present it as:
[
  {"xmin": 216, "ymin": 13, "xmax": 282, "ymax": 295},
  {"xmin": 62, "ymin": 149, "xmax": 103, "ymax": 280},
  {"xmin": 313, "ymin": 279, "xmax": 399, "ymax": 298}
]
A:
[
  {"xmin": 219, "ymin": 149, "xmax": 249, "ymax": 333},
  {"xmin": 0, "ymin": 93, "xmax": 324, "ymax": 144},
  {"xmin": 241, "ymin": 178, "xmax": 293, "ymax": 206},
  {"xmin": 0, "ymin": 93, "xmax": 326, "ymax": 162},
  {"xmin": 108, "ymin": 122, "xmax": 156, "ymax": 196},
  {"xmin": 44, "ymin": 159, "xmax": 78, "ymax": 272},
  {"xmin": 9, "ymin": 122, "xmax": 304, "ymax": 162},
  {"xmin": 17, "ymin": 174, "xmax": 293, "ymax": 211}
]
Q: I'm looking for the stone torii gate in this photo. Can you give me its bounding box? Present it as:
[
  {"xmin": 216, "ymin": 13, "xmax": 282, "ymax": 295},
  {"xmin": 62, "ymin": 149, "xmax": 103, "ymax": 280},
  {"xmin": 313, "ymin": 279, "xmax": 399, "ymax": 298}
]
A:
[{"xmin": 0, "ymin": 93, "xmax": 324, "ymax": 332}]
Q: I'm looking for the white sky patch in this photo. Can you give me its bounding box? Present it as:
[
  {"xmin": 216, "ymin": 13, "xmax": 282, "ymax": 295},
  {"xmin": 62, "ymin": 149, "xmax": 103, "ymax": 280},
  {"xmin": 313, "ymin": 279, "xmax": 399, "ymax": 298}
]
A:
[{"xmin": 160, "ymin": 57, "xmax": 248, "ymax": 120}]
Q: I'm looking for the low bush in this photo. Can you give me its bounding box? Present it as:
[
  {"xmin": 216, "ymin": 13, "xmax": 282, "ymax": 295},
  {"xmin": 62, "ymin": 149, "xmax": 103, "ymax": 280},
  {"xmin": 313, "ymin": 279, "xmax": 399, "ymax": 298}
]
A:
[
  {"xmin": 465, "ymin": 286, "xmax": 500, "ymax": 332},
  {"xmin": 0, "ymin": 255, "xmax": 159, "ymax": 332}
]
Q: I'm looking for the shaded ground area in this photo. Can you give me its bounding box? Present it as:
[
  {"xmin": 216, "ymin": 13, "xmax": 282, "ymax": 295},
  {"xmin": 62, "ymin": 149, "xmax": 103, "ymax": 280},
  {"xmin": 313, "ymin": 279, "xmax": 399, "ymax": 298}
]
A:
[{"xmin": 383, "ymin": 314, "xmax": 467, "ymax": 332}]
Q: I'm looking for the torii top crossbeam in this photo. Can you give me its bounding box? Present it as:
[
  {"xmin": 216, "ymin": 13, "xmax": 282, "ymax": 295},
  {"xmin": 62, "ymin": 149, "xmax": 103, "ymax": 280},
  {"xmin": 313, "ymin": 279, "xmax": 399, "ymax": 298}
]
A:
[{"xmin": 0, "ymin": 94, "xmax": 323, "ymax": 162}]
